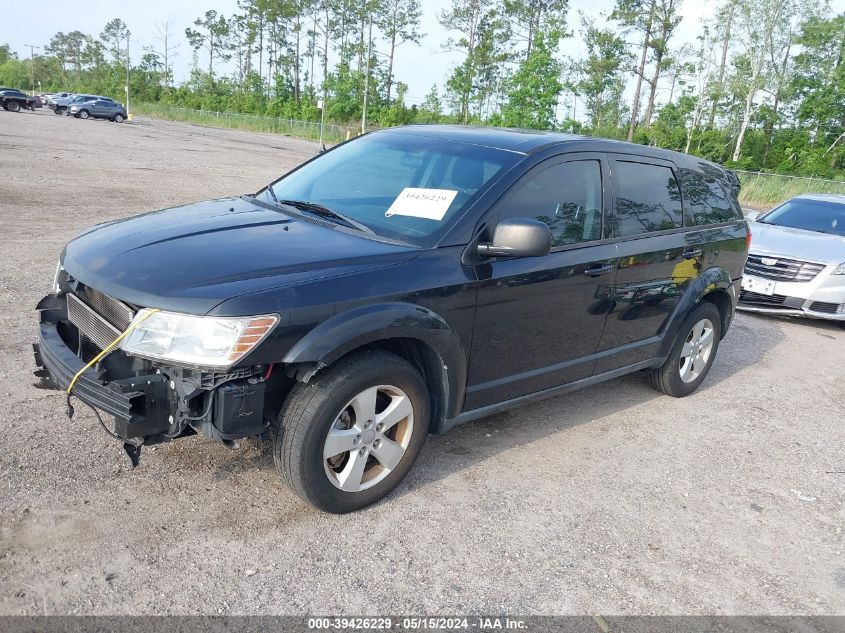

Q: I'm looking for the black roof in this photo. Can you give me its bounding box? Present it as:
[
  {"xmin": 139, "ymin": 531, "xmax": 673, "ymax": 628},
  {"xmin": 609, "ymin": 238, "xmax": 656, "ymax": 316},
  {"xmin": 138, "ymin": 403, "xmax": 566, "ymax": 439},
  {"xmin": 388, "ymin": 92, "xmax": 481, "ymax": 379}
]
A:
[{"xmin": 380, "ymin": 124, "xmax": 721, "ymax": 172}]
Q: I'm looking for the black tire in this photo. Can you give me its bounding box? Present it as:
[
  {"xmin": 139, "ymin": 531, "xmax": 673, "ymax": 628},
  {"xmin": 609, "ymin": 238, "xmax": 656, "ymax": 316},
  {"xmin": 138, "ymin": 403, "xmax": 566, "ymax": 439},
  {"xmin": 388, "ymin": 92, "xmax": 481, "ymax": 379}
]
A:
[
  {"xmin": 53, "ymin": 107, "xmax": 63, "ymax": 115},
  {"xmin": 113, "ymin": 113, "xmax": 125, "ymax": 123},
  {"xmin": 7, "ymin": 101, "xmax": 20, "ymax": 113},
  {"xmin": 78, "ymin": 109, "xmax": 89, "ymax": 119},
  {"xmin": 274, "ymin": 349, "xmax": 430, "ymax": 513},
  {"xmin": 648, "ymin": 301, "xmax": 722, "ymax": 397}
]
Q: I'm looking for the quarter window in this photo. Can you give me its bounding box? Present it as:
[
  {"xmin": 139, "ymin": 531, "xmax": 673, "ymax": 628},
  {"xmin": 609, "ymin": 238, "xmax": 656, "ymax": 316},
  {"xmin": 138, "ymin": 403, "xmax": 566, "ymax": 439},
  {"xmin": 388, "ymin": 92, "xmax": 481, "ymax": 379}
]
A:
[
  {"xmin": 613, "ymin": 161, "xmax": 683, "ymax": 236},
  {"xmin": 501, "ymin": 160, "xmax": 604, "ymax": 247},
  {"xmin": 680, "ymin": 167, "xmax": 739, "ymax": 225}
]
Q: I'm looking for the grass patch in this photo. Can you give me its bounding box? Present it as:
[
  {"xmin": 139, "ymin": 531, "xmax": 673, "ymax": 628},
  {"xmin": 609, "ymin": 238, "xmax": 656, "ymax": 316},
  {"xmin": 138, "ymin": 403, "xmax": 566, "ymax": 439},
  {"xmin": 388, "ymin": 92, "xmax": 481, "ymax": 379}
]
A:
[
  {"xmin": 132, "ymin": 103, "xmax": 356, "ymax": 144},
  {"xmin": 737, "ymin": 170, "xmax": 845, "ymax": 209}
]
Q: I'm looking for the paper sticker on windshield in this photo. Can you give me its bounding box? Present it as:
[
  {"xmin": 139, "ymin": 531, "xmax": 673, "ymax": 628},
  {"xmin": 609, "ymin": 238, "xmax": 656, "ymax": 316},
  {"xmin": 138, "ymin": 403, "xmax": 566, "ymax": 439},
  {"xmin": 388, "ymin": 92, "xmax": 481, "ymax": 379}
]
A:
[{"xmin": 385, "ymin": 188, "xmax": 458, "ymax": 221}]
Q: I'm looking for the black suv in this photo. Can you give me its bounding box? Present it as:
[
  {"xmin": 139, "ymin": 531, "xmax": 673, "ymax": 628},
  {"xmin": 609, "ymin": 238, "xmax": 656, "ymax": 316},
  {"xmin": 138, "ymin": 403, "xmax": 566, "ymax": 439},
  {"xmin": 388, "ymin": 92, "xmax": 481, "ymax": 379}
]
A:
[{"xmin": 34, "ymin": 126, "xmax": 749, "ymax": 513}]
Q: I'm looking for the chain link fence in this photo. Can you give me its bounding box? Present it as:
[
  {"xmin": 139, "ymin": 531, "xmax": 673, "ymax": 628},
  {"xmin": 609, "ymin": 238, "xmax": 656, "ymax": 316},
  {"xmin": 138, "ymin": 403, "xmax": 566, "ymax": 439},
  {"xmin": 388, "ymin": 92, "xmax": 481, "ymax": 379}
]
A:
[
  {"xmin": 734, "ymin": 169, "xmax": 845, "ymax": 208},
  {"xmin": 132, "ymin": 103, "xmax": 365, "ymax": 144}
]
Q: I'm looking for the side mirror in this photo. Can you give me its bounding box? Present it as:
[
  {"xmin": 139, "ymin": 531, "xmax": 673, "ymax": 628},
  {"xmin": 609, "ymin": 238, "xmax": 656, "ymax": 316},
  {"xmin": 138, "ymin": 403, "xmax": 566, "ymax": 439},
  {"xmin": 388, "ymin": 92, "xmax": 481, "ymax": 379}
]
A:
[
  {"xmin": 477, "ymin": 217, "xmax": 551, "ymax": 258},
  {"xmin": 745, "ymin": 210, "xmax": 760, "ymax": 222}
]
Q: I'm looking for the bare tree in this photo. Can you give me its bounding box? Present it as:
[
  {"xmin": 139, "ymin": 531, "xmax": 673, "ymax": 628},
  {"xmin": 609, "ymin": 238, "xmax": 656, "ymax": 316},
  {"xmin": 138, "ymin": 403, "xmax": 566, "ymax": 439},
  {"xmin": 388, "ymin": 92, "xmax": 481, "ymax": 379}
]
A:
[{"xmin": 154, "ymin": 18, "xmax": 180, "ymax": 87}]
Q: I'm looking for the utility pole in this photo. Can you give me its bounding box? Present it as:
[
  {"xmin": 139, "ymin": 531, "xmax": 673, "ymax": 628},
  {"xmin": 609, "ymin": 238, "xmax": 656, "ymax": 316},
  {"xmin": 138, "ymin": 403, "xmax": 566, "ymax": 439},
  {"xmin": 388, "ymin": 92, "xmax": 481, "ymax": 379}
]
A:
[
  {"xmin": 361, "ymin": 14, "xmax": 373, "ymax": 134},
  {"xmin": 125, "ymin": 35, "xmax": 131, "ymax": 119},
  {"xmin": 24, "ymin": 44, "xmax": 40, "ymax": 94}
]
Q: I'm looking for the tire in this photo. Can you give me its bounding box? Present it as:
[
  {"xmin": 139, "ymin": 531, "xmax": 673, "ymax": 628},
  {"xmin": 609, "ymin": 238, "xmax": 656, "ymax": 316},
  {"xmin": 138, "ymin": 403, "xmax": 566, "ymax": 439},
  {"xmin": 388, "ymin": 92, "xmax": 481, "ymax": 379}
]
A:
[
  {"xmin": 7, "ymin": 101, "xmax": 20, "ymax": 113},
  {"xmin": 78, "ymin": 109, "xmax": 89, "ymax": 119},
  {"xmin": 274, "ymin": 349, "xmax": 430, "ymax": 513},
  {"xmin": 113, "ymin": 113, "xmax": 125, "ymax": 123},
  {"xmin": 648, "ymin": 301, "xmax": 722, "ymax": 397},
  {"xmin": 53, "ymin": 107, "xmax": 63, "ymax": 115}
]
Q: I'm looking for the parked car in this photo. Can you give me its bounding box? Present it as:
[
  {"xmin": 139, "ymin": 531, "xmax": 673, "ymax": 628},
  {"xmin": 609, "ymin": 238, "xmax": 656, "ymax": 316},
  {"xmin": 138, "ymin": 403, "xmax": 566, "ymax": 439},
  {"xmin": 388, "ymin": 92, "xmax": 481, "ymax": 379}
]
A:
[
  {"xmin": 738, "ymin": 194, "xmax": 845, "ymax": 324},
  {"xmin": 0, "ymin": 89, "xmax": 36, "ymax": 112},
  {"xmin": 43, "ymin": 92, "xmax": 71, "ymax": 106},
  {"xmin": 51, "ymin": 94, "xmax": 113, "ymax": 115},
  {"xmin": 34, "ymin": 126, "xmax": 750, "ymax": 513},
  {"xmin": 69, "ymin": 99, "xmax": 127, "ymax": 122}
]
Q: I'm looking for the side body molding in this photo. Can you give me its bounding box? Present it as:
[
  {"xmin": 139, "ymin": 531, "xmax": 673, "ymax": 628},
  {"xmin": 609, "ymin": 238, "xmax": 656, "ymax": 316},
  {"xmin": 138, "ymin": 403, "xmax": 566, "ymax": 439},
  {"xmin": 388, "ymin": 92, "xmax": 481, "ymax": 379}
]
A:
[{"xmin": 282, "ymin": 302, "xmax": 469, "ymax": 426}]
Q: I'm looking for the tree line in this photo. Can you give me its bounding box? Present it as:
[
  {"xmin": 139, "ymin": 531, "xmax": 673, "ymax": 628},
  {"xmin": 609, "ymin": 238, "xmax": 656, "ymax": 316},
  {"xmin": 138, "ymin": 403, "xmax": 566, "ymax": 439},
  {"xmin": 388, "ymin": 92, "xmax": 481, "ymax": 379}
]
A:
[{"xmin": 1, "ymin": 0, "xmax": 844, "ymax": 178}]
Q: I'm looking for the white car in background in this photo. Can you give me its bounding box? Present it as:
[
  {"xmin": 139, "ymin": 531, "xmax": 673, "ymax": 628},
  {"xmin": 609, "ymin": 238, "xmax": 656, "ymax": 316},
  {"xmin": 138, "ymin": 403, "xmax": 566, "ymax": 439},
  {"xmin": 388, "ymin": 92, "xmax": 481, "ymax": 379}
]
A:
[{"xmin": 738, "ymin": 194, "xmax": 845, "ymax": 325}]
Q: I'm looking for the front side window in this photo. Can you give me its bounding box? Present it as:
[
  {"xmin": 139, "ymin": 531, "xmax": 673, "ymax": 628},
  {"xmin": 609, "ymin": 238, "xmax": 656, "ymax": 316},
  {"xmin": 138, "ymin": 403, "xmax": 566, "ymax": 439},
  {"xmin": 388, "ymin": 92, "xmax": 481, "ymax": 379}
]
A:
[
  {"xmin": 613, "ymin": 161, "xmax": 683, "ymax": 236},
  {"xmin": 497, "ymin": 160, "xmax": 604, "ymax": 247},
  {"xmin": 260, "ymin": 132, "xmax": 519, "ymax": 246}
]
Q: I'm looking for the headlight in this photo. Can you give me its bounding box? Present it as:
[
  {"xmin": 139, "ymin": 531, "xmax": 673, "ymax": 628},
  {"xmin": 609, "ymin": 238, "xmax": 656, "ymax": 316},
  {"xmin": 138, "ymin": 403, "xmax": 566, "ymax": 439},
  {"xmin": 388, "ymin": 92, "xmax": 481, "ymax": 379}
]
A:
[
  {"xmin": 120, "ymin": 309, "xmax": 278, "ymax": 368},
  {"xmin": 832, "ymin": 262, "xmax": 845, "ymax": 275}
]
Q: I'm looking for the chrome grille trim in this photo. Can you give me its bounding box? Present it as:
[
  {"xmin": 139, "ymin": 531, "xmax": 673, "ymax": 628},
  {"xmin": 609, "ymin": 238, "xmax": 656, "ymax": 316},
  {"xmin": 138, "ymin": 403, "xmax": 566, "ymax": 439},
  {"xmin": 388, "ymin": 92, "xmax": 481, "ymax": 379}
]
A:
[
  {"xmin": 744, "ymin": 254, "xmax": 826, "ymax": 283},
  {"xmin": 67, "ymin": 293, "xmax": 122, "ymax": 351},
  {"xmin": 74, "ymin": 286, "xmax": 134, "ymax": 330}
]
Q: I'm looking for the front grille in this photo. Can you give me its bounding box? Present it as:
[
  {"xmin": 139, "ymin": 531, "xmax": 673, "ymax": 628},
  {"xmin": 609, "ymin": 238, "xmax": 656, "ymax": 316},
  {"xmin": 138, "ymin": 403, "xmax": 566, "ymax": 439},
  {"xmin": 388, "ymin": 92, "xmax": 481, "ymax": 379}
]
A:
[
  {"xmin": 744, "ymin": 253, "xmax": 826, "ymax": 282},
  {"xmin": 75, "ymin": 286, "xmax": 134, "ymax": 330},
  {"xmin": 67, "ymin": 293, "xmax": 122, "ymax": 350},
  {"xmin": 809, "ymin": 301, "xmax": 840, "ymax": 314}
]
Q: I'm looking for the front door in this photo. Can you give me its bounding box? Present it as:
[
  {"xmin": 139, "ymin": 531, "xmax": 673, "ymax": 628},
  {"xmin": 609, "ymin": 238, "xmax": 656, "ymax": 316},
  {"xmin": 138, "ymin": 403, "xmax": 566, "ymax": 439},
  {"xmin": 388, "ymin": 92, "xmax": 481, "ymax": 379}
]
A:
[{"xmin": 465, "ymin": 154, "xmax": 619, "ymax": 411}]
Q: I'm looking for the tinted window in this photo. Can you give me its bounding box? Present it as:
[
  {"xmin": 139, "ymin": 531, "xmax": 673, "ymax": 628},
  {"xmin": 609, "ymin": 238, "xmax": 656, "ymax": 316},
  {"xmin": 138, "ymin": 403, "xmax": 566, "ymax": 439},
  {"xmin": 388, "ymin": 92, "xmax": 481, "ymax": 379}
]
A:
[
  {"xmin": 761, "ymin": 198, "xmax": 845, "ymax": 236},
  {"xmin": 500, "ymin": 160, "xmax": 603, "ymax": 246},
  {"xmin": 680, "ymin": 167, "xmax": 738, "ymax": 225},
  {"xmin": 264, "ymin": 132, "xmax": 519, "ymax": 246},
  {"xmin": 613, "ymin": 161, "xmax": 683, "ymax": 236}
]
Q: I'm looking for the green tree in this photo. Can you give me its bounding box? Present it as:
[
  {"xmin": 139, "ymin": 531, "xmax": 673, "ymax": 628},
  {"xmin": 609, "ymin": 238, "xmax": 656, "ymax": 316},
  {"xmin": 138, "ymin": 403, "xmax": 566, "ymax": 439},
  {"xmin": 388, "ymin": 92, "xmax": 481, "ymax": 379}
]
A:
[
  {"xmin": 185, "ymin": 10, "xmax": 233, "ymax": 78},
  {"xmin": 500, "ymin": 30, "xmax": 562, "ymax": 128},
  {"xmin": 375, "ymin": 0, "xmax": 423, "ymax": 103}
]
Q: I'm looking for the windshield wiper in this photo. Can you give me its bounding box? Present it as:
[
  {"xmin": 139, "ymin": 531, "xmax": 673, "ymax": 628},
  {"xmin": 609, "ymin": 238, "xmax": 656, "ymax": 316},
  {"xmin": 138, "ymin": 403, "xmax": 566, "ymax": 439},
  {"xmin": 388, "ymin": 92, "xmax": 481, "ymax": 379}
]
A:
[{"xmin": 275, "ymin": 198, "xmax": 374, "ymax": 234}]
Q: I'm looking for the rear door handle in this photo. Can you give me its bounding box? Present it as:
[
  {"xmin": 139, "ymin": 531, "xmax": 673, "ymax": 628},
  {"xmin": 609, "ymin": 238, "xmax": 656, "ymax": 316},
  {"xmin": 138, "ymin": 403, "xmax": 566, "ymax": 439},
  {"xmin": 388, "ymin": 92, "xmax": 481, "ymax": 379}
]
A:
[
  {"xmin": 682, "ymin": 248, "xmax": 703, "ymax": 259},
  {"xmin": 584, "ymin": 264, "xmax": 615, "ymax": 277}
]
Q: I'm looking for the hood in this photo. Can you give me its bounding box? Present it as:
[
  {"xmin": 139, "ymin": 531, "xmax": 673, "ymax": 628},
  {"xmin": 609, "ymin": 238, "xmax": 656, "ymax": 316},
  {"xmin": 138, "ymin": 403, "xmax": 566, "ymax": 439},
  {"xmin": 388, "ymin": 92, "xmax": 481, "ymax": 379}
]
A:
[
  {"xmin": 749, "ymin": 221, "xmax": 845, "ymax": 265},
  {"xmin": 62, "ymin": 196, "xmax": 417, "ymax": 315}
]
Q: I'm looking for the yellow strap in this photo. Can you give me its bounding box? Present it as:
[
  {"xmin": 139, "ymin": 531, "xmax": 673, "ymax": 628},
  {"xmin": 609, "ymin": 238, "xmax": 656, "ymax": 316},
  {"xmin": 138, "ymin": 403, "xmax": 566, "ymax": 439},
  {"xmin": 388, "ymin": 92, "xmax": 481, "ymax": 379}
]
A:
[{"xmin": 66, "ymin": 308, "xmax": 161, "ymax": 396}]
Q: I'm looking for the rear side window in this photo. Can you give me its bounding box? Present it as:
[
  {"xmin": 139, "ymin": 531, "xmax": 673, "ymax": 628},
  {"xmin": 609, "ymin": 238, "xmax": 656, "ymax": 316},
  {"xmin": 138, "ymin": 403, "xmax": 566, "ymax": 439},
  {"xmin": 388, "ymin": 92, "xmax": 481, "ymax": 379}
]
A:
[
  {"xmin": 500, "ymin": 160, "xmax": 604, "ymax": 247},
  {"xmin": 680, "ymin": 168, "xmax": 739, "ymax": 225},
  {"xmin": 613, "ymin": 161, "xmax": 683, "ymax": 236}
]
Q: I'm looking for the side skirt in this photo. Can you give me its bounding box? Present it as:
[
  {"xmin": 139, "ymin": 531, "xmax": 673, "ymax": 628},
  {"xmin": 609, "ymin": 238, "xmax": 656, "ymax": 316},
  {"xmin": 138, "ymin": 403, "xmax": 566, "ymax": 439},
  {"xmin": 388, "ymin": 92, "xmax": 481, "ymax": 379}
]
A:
[{"xmin": 438, "ymin": 357, "xmax": 666, "ymax": 434}]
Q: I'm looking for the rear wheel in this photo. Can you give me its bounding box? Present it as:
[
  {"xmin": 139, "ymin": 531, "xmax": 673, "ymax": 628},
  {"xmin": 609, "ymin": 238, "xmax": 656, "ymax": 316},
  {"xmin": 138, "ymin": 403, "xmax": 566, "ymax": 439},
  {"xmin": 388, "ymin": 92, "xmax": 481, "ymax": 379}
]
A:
[
  {"xmin": 274, "ymin": 349, "xmax": 429, "ymax": 513},
  {"xmin": 7, "ymin": 101, "xmax": 20, "ymax": 113},
  {"xmin": 648, "ymin": 301, "xmax": 722, "ymax": 397}
]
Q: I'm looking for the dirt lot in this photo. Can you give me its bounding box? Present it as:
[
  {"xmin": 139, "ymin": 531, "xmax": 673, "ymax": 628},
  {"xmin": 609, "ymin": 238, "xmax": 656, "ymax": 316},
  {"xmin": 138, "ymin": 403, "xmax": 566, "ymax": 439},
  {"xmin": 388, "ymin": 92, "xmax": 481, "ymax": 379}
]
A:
[{"xmin": 0, "ymin": 109, "xmax": 843, "ymax": 616}]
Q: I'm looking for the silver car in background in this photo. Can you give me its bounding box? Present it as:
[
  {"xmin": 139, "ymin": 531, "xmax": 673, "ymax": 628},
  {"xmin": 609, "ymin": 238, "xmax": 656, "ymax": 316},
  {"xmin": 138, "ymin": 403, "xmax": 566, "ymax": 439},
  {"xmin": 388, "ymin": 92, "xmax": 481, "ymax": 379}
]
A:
[{"xmin": 738, "ymin": 194, "xmax": 845, "ymax": 324}]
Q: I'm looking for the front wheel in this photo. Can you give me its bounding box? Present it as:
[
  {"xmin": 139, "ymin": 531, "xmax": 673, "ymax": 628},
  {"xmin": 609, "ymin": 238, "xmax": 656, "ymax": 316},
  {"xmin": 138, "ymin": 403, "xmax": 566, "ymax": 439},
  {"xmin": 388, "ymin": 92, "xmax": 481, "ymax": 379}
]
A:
[
  {"xmin": 113, "ymin": 113, "xmax": 125, "ymax": 123},
  {"xmin": 648, "ymin": 301, "xmax": 722, "ymax": 397},
  {"xmin": 7, "ymin": 101, "xmax": 20, "ymax": 113},
  {"xmin": 78, "ymin": 109, "xmax": 89, "ymax": 119},
  {"xmin": 274, "ymin": 350, "xmax": 430, "ymax": 513}
]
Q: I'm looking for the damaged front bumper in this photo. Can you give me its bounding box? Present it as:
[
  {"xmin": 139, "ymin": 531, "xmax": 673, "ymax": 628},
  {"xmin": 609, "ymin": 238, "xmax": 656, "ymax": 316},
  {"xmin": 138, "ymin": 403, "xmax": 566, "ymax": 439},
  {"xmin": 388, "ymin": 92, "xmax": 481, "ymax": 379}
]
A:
[{"xmin": 34, "ymin": 293, "xmax": 275, "ymax": 450}]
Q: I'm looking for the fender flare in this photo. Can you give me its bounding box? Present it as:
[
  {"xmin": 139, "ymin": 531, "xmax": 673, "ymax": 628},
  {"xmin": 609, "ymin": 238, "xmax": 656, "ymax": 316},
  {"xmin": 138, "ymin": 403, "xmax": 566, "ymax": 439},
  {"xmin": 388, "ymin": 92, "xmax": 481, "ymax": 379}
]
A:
[
  {"xmin": 282, "ymin": 302, "xmax": 468, "ymax": 420},
  {"xmin": 658, "ymin": 266, "xmax": 737, "ymax": 357}
]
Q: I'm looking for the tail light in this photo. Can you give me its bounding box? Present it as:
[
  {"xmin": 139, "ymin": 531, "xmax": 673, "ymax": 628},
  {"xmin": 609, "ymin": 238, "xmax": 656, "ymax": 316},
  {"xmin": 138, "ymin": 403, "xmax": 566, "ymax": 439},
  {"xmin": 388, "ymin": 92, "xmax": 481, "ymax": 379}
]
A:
[{"xmin": 745, "ymin": 227, "xmax": 752, "ymax": 251}]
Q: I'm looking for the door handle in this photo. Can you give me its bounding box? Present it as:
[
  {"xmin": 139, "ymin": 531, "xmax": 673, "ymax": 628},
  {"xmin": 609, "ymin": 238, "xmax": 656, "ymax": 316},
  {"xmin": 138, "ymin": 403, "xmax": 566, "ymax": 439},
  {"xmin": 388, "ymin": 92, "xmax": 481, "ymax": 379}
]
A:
[
  {"xmin": 584, "ymin": 264, "xmax": 615, "ymax": 277},
  {"xmin": 682, "ymin": 248, "xmax": 703, "ymax": 259}
]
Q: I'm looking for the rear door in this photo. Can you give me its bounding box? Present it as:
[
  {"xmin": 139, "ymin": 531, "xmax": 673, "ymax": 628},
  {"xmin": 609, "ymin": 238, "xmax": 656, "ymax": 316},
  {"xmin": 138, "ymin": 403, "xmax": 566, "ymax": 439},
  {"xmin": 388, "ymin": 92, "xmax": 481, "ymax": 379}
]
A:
[
  {"xmin": 594, "ymin": 155, "xmax": 699, "ymax": 373},
  {"xmin": 465, "ymin": 153, "xmax": 619, "ymax": 410}
]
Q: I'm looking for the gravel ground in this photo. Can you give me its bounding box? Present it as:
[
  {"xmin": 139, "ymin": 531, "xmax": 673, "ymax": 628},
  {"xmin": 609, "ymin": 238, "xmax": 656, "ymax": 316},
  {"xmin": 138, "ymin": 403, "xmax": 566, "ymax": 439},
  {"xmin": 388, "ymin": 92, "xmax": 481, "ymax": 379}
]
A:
[{"xmin": 0, "ymin": 109, "xmax": 843, "ymax": 616}]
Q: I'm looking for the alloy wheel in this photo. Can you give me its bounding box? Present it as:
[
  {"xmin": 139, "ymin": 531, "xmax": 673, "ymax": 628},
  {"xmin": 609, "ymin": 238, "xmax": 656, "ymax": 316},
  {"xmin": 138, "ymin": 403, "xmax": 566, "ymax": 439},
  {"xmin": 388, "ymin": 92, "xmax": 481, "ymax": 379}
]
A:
[
  {"xmin": 679, "ymin": 318, "xmax": 715, "ymax": 383},
  {"xmin": 323, "ymin": 385, "xmax": 414, "ymax": 492}
]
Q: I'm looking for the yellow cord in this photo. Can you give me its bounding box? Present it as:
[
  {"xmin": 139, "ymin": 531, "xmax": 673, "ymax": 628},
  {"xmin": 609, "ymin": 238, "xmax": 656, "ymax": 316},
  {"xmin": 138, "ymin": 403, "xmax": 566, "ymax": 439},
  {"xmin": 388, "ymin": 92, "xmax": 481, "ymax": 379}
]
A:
[{"xmin": 66, "ymin": 308, "xmax": 161, "ymax": 395}]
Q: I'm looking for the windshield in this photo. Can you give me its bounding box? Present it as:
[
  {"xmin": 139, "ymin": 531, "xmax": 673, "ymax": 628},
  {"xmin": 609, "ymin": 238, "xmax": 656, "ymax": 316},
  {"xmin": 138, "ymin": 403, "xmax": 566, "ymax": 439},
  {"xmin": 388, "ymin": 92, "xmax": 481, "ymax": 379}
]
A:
[
  {"xmin": 761, "ymin": 198, "xmax": 845, "ymax": 236},
  {"xmin": 258, "ymin": 131, "xmax": 520, "ymax": 246}
]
